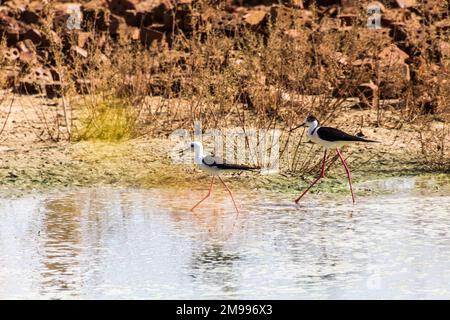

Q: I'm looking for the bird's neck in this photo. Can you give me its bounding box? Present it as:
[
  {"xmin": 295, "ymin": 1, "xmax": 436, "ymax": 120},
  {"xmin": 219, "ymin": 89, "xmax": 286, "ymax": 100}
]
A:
[
  {"xmin": 194, "ymin": 145, "xmax": 204, "ymax": 164},
  {"xmin": 307, "ymin": 121, "xmax": 319, "ymax": 137}
]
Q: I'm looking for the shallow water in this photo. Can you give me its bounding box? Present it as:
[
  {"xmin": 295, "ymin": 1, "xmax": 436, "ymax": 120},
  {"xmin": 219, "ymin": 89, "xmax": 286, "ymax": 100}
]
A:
[{"xmin": 0, "ymin": 177, "xmax": 449, "ymax": 299}]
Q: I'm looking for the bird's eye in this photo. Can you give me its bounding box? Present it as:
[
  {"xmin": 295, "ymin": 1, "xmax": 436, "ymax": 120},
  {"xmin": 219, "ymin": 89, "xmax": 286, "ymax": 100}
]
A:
[{"xmin": 190, "ymin": 143, "xmax": 194, "ymax": 148}]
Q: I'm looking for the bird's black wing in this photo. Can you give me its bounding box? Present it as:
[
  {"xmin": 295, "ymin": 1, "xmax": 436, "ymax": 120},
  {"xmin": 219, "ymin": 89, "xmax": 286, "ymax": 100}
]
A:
[
  {"xmin": 202, "ymin": 156, "xmax": 259, "ymax": 171},
  {"xmin": 317, "ymin": 127, "xmax": 377, "ymax": 142},
  {"xmin": 216, "ymin": 162, "xmax": 259, "ymax": 171}
]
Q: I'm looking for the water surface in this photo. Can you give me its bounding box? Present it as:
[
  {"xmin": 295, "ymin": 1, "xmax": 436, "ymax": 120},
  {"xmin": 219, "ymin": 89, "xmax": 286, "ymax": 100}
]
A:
[{"xmin": 0, "ymin": 177, "xmax": 449, "ymax": 299}]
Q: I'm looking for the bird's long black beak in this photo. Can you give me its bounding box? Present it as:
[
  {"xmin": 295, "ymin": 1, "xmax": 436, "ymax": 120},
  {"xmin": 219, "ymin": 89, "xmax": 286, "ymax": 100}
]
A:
[
  {"xmin": 289, "ymin": 123, "xmax": 305, "ymax": 132},
  {"xmin": 179, "ymin": 147, "xmax": 191, "ymax": 155}
]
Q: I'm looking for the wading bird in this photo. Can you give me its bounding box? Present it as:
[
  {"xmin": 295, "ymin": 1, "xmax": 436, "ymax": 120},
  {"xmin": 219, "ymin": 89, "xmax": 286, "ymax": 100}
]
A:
[
  {"xmin": 187, "ymin": 141, "xmax": 259, "ymax": 214},
  {"xmin": 291, "ymin": 115, "xmax": 377, "ymax": 204}
]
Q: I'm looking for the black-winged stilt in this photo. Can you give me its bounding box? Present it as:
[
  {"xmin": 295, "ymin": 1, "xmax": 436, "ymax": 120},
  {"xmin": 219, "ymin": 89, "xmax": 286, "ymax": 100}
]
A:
[
  {"xmin": 188, "ymin": 141, "xmax": 259, "ymax": 214},
  {"xmin": 291, "ymin": 115, "xmax": 377, "ymax": 204}
]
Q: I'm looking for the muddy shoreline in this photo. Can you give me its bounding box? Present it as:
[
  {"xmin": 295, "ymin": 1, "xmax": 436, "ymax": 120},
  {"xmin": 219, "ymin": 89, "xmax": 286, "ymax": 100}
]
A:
[
  {"xmin": 0, "ymin": 136, "xmax": 448, "ymax": 199},
  {"xmin": 0, "ymin": 94, "xmax": 448, "ymax": 198}
]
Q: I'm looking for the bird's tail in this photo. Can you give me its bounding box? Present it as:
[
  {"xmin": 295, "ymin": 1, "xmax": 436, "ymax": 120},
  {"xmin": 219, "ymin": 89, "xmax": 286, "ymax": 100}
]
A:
[
  {"xmin": 240, "ymin": 165, "xmax": 261, "ymax": 172},
  {"xmin": 355, "ymin": 132, "xmax": 379, "ymax": 143},
  {"xmin": 219, "ymin": 163, "xmax": 261, "ymax": 171},
  {"xmin": 361, "ymin": 138, "xmax": 379, "ymax": 143}
]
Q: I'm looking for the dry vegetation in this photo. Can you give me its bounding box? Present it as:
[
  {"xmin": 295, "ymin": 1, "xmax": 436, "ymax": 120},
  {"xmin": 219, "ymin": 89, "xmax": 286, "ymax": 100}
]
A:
[{"xmin": 0, "ymin": 0, "xmax": 448, "ymax": 191}]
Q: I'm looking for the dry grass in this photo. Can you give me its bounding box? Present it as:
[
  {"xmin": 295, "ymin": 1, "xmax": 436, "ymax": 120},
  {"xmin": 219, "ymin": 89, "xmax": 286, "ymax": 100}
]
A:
[
  {"xmin": 0, "ymin": 2, "xmax": 448, "ymax": 173},
  {"xmin": 418, "ymin": 121, "xmax": 450, "ymax": 172}
]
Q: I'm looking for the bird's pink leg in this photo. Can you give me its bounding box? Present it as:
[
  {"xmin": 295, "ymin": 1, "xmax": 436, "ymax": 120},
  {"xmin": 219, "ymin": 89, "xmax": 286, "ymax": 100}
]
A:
[
  {"xmin": 294, "ymin": 150, "xmax": 327, "ymax": 204},
  {"xmin": 336, "ymin": 148, "xmax": 355, "ymax": 204},
  {"xmin": 191, "ymin": 176, "xmax": 215, "ymax": 211},
  {"xmin": 218, "ymin": 176, "xmax": 240, "ymax": 215}
]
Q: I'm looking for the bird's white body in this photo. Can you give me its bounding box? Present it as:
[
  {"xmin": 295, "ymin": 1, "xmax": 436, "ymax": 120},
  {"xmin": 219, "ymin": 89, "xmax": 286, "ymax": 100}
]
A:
[
  {"xmin": 199, "ymin": 162, "xmax": 221, "ymax": 175},
  {"xmin": 191, "ymin": 141, "xmax": 221, "ymax": 175}
]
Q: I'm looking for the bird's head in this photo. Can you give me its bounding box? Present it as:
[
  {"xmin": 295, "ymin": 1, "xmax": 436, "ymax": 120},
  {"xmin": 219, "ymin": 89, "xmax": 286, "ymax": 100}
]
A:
[
  {"xmin": 179, "ymin": 141, "xmax": 203, "ymax": 156},
  {"xmin": 190, "ymin": 141, "xmax": 202, "ymax": 152},
  {"xmin": 304, "ymin": 115, "xmax": 319, "ymax": 128},
  {"xmin": 290, "ymin": 115, "xmax": 319, "ymax": 132}
]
